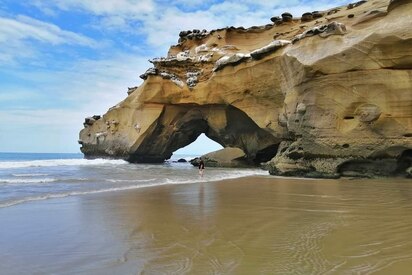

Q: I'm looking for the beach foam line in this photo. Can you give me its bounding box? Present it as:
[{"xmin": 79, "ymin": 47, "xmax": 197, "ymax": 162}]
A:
[
  {"xmin": 0, "ymin": 177, "xmax": 91, "ymax": 185},
  {"xmin": 0, "ymin": 184, "xmax": 175, "ymax": 208},
  {"xmin": 105, "ymin": 178, "xmax": 158, "ymax": 183},
  {"xmin": 164, "ymin": 169, "xmax": 269, "ymax": 185},
  {"xmin": 0, "ymin": 169, "xmax": 268, "ymax": 208},
  {"xmin": 0, "ymin": 178, "xmax": 57, "ymax": 184},
  {"xmin": 0, "ymin": 158, "xmax": 128, "ymax": 169},
  {"xmin": 12, "ymin": 173, "xmax": 49, "ymax": 177}
]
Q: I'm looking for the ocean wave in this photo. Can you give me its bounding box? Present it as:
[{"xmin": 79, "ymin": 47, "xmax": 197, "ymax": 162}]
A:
[
  {"xmin": 0, "ymin": 178, "xmax": 57, "ymax": 184},
  {"xmin": 0, "ymin": 177, "xmax": 90, "ymax": 185},
  {"xmin": 0, "ymin": 158, "xmax": 128, "ymax": 169},
  {"xmin": 105, "ymin": 178, "xmax": 158, "ymax": 183},
  {"xmin": 11, "ymin": 173, "xmax": 49, "ymax": 177}
]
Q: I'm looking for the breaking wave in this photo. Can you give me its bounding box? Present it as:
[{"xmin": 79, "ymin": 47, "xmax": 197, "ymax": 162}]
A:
[
  {"xmin": 0, "ymin": 178, "xmax": 57, "ymax": 184},
  {"xmin": 0, "ymin": 158, "xmax": 128, "ymax": 169},
  {"xmin": 12, "ymin": 173, "xmax": 49, "ymax": 177}
]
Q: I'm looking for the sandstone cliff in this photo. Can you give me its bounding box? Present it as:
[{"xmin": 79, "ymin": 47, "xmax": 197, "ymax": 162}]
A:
[{"xmin": 79, "ymin": 0, "xmax": 412, "ymax": 178}]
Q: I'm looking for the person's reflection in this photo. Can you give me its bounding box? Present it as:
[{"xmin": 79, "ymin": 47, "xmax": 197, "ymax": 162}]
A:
[{"xmin": 199, "ymin": 183, "xmax": 204, "ymax": 211}]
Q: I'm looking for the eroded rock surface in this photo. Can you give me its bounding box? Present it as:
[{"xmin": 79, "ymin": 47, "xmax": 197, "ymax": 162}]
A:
[
  {"xmin": 190, "ymin": 147, "xmax": 250, "ymax": 168},
  {"xmin": 79, "ymin": 0, "xmax": 412, "ymax": 178}
]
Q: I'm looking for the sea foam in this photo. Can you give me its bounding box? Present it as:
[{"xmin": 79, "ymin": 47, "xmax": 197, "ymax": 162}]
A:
[
  {"xmin": 0, "ymin": 158, "xmax": 128, "ymax": 169},
  {"xmin": 0, "ymin": 178, "xmax": 57, "ymax": 184},
  {"xmin": 12, "ymin": 173, "xmax": 49, "ymax": 177}
]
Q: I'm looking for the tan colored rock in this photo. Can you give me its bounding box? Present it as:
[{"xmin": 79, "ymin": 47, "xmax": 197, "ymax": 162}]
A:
[
  {"xmin": 190, "ymin": 147, "xmax": 250, "ymax": 167},
  {"xmin": 355, "ymin": 104, "xmax": 381, "ymax": 122},
  {"xmin": 388, "ymin": 0, "xmax": 412, "ymax": 12},
  {"xmin": 80, "ymin": 0, "xmax": 412, "ymax": 177}
]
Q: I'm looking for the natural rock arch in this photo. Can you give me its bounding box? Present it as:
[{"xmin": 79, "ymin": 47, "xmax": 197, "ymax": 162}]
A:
[
  {"xmin": 126, "ymin": 104, "xmax": 280, "ymax": 164},
  {"xmin": 79, "ymin": 0, "xmax": 412, "ymax": 177}
]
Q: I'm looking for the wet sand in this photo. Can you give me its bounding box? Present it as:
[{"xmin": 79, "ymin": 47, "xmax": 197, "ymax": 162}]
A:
[{"xmin": 1, "ymin": 176, "xmax": 412, "ymax": 274}]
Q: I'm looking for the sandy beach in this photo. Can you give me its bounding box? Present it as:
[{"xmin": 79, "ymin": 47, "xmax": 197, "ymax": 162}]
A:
[{"xmin": 1, "ymin": 175, "xmax": 412, "ymax": 274}]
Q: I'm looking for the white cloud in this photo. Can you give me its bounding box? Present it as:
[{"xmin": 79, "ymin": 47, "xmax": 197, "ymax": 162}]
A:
[
  {"xmin": 0, "ymin": 39, "xmax": 36, "ymax": 64},
  {"xmin": 58, "ymin": 54, "xmax": 149, "ymax": 113},
  {"xmin": 0, "ymin": 15, "xmax": 95, "ymax": 45},
  {"xmin": 165, "ymin": 0, "xmax": 216, "ymax": 7},
  {"xmin": 31, "ymin": 0, "xmax": 155, "ymax": 17},
  {"xmin": 4, "ymin": 52, "xmax": 150, "ymax": 112},
  {"xmin": 0, "ymin": 15, "xmax": 96, "ymax": 63}
]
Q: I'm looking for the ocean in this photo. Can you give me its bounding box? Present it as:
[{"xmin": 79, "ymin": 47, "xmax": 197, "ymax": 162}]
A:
[{"xmin": 0, "ymin": 152, "xmax": 267, "ymax": 208}]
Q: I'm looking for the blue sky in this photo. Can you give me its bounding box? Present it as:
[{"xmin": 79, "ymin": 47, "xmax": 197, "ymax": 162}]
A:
[{"xmin": 0, "ymin": 0, "xmax": 350, "ymax": 154}]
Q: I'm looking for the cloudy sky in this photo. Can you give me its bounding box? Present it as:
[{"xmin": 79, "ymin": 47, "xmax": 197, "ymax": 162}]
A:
[{"xmin": 0, "ymin": 0, "xmax": 351, "ymax": 154}]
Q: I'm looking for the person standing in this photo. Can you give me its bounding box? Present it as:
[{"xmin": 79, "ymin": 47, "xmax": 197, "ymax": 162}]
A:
[{"xmin": 199, "ymin": 158, "xmax": 205, "ymax": 177}]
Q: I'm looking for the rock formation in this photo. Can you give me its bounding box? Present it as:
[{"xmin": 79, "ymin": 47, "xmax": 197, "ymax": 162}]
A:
[
  {"xmin": 190, "ymin": 147, "xmax": 250, "ymax": 168},
  {"xmin": 79, "ymin": 0, "xmax": 412, "ymax": 178}
]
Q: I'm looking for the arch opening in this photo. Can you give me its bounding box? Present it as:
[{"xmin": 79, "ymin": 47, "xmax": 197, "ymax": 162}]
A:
[
  {"xmin": 172, "ymin": 133, "xmax": 223, "ymax": 159},
  {"xmin": 127, "ymin": 104, "xmax": 281, "ymax": 165}
]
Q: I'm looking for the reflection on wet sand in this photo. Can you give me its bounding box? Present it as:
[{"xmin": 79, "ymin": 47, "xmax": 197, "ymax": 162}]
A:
[
  {"xmin": 1, "ymin": 176, "xmax": 412, "ymax": 274},
  {"xmin": 97, "ymin": 176, "xmax": 412, "ymax": 274}
]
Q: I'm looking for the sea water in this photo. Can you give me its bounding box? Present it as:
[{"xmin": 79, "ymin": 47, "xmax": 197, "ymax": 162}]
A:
[{"xmin": 0, "ymin": 152, "xmax": 266, "ymax": 208}]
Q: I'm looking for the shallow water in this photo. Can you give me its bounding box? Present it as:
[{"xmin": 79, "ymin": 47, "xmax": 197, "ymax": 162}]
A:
[
  {"xmin": 0, "ymin": 153, "xmax": 266, "ymax": 208},
  {"xmin": 1, "ymin": 176, "xmax": 411, "ymax": 274}
]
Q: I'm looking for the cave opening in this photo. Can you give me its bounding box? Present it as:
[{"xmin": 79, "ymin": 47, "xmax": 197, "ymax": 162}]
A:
[
  {"xmin": 171, "ymin": 133, "xmax": 223, "ymax": 160},
  {"xmin": 254, "ymin": 144, "xmax": 280, "ymax": 164}
]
